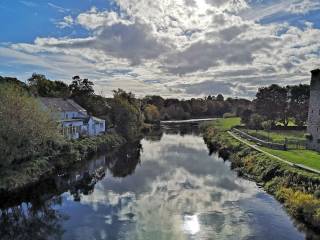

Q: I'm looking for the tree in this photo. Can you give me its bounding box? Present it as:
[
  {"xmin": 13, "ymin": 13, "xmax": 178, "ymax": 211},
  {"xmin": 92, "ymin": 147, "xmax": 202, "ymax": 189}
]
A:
[
  {"xmin": 28, "ymin": 73, "xmax": 69, "ymax": 98},
  {"xmin": 216, "ymin": 94, "xmax": 224, "ymax": 101},
  {"xmin": 255, "ymin": 84, "xmax": 288, "ymax": 125},
  {"xmin": 144, "ymin": 104, "xmax": 160, "ymax": 123},
  {"xmin": 69, "ymin": 76, "xmax": 94, "ymax": 98},
  {"xmin": 111, "ymin": 89, "xmax": 143, "ymax": 141},
  {"xmin": 143, "ymin": 95, "xmax": 164, "ymax": 109},
  {"xmin": 248, "ymin": 114, "xmax": 264, "ymax": 130},
  {"xmin": 288, "ymin": 84, "xmax": 309, "ymax": 126},
  {"xmin": 0, "ymin": 84, "xmax": 61, "ymax": 167},
  {"xmin": 240, "ymin": 109, "xmax": 253, "ymax": 126}
]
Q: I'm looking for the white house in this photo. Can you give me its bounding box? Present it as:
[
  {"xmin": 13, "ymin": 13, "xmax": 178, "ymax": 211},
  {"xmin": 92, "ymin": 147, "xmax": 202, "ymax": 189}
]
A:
[{"xmin": 39, "ymin": 97, "xmax": 106, "ymax": 139}]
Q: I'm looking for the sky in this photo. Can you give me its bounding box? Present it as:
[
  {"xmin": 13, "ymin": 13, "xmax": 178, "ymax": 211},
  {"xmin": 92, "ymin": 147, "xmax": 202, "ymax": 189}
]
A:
[{"xmin": 0, "ymin": 0, "xmax": 320, "ymax": 98}]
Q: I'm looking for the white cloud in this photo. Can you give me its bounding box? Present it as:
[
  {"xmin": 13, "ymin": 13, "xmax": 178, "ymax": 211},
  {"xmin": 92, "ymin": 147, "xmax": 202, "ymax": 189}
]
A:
[
  {"xmin": 48, "ymin": 2, "xmax": 70, "ymax": 13},
  {"xmin": 288, "ymin": 0, "xmax": 320, "ymax": 14},
  {"xmin": 56, "ymin": 15, "xmax": 74, "ymax": 29},
  {"xmin": 2, "ymin": 0, "xmax": 320, "ymax": 98}
]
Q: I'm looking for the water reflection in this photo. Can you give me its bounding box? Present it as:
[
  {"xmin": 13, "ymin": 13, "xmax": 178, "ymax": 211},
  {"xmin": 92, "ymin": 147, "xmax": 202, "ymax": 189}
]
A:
[
  {"xmin": 0, "ymin": 124, "xmax": 318, "ymax": 239},
  {"xmin": 0, "ymin": 198, "xmax": 66, "ymax": 240}
]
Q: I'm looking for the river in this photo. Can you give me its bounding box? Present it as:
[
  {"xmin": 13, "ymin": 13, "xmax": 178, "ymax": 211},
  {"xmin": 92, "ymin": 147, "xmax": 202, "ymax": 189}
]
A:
[{"xmin": 0, "ymin": 123, "xmax": 318, "ymax": 240}]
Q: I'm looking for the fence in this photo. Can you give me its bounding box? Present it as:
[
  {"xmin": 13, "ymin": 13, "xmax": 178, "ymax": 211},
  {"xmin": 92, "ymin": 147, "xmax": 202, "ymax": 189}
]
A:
[
  {"xmin": 232, "ymin": 128, "xmax": 307, "ymax": 150},
  {"xmin": 232, "ymin": 128, "xmax": 287, "ymax": 150}
]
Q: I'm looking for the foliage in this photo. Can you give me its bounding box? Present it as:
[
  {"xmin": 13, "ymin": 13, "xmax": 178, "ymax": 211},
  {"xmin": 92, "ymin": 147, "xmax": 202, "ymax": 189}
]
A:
[
  {"xmin": 142, "ymin": 94, "xmax": 249, "ymax": 120},
  {"xmin": 0, "ymin": 133, "xmax": 125, "ymax": 192},
  {"xmin": 261, "ymin": 120, "xmax": 273, "ymax": 131},
  {"xmin": 276, "ymin": 188, "xmax": 320, "ymax": 226},
  {"xmin": 239, "ymin": 109, "xmax": 253, "ymax": 125},
  {"xmin": 28, "ymin": 73, "xmax": 69, "ymax": 98},
  {"xmin": 288, "ymin": 84, "xmax": 310, "ymax": 127},
  {"xmin": 246, "ymin": 84, "xmax": 309, "ymax": 129},
  {"xmin": 69, "ymin": 76, "xmax": 94, "ymax": 98},
  {"xmin": 111, "ymin": 89, "xmax": 143, "ymax": 141},
  {"xmin": 201, "ymin": 120, "xmax": 320, "ymax": 230},
  {"xmin": 223, "ymin": 112, "xmax": 236, "ymax": 118},
  {"xmin": 248, "ymin": 113, "xmax": 264, "ymax": 130},
  {"xmin": 0, "ymin": 84, "xmax": 61, "ymax": 167},
  {"xmin": 305, "ymin": 133, "xmax": 313, "ymax": 141},
  {"xmin": 255, "ymin": 84, "xmax": 289, "ymax": 125},
  {"xmin": 144, "ymin": 104, "xmax": 160, "ymax": 123}
]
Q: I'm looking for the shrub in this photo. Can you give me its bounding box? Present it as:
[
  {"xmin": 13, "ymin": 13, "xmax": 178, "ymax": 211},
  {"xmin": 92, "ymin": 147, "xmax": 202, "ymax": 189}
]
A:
[
  {"xmin": 223, "ymin": 112, "xmax": 236, "ymax": 118},
  {"xmin": 276, "ymin": 187, "xmax": 320, "ymax": 226},
  {"xmin": 305, "ymin": 133, "xmax": 313, "ymax": 141}
]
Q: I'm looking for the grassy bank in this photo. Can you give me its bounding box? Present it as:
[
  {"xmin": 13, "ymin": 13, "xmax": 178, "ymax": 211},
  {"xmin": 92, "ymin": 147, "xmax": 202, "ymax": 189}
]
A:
[
  {"xmin": 0, "ymin": 133, "xmax": 126, "ymax": 193},
  {"xmin": 201, "ymin": 118, "xmax": 320, "ymax": 231}
]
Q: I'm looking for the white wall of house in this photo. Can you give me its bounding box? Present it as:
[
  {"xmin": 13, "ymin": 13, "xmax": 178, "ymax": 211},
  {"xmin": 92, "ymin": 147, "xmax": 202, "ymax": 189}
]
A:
[
  {"xmin": 87, "ymin": 118, "xmax": 105, "ymax": 136},
  {"xmin": 61, "ymin": 120, "xmax": 84, "ymax": 139}
]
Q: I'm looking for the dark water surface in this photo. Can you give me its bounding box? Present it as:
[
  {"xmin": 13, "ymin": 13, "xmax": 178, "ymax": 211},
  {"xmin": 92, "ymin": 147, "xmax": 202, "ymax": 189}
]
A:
[{"xmin": 0, "ymin": 124, "xmax": 318, "ymax": 239}]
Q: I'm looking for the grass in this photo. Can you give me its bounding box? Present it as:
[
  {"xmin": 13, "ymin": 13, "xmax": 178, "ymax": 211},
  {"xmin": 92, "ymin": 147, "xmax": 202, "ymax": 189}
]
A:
[
  {"xmin": 204, "ymin": 117, "xmax": 320, "ymax": 171},
  {"xmin": 213, "ymin": 117, "xmax": 241, "ymax": 131},
  {"xmin": 276, "ymin": 119, "xmax": 298, "ymax": 127},
  {"xmin": 202, "ymin": 118, "xmax": 320, "ymax": 230},
  {"xmin": 260, "ymin": 147, "xmax": 320, "ymax": 170}
]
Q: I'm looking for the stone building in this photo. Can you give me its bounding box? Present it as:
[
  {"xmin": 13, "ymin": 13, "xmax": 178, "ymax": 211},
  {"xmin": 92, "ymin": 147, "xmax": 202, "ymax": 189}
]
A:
[{"xmin": 307, "ymin": 69, "xmax": 320, "ymax": 151}]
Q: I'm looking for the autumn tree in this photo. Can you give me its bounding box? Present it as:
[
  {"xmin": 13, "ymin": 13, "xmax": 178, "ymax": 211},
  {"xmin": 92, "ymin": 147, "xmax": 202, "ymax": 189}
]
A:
[
  {"xmin": 0, "ymin": 84, "xmax": 61, "ymax": 167},
  {"xmin": 144, "ymin": 104, "xmax": 160, "ymax": 123}
]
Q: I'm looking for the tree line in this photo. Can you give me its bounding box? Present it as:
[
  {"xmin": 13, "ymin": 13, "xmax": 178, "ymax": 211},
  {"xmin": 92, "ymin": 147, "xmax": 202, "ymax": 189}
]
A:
[
  {"xmin": 0, "ymin": 73, "xmax": 311, "ymax": 168},
  {"xmin": 240, "ymin": 84, "xmax": 309, "ymax": 129}
]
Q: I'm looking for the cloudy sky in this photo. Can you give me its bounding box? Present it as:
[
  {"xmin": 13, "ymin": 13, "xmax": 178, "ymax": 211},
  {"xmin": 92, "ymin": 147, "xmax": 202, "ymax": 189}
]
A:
[{"xmin": 1, "ymin": 0, "xmax": 320, "ymax": 98}]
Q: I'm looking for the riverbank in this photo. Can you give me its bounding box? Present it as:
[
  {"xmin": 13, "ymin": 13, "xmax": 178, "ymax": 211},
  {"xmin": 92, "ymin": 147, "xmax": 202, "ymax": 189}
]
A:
[
  {"xmin": 201, "ymin": 118, "xmax": 320, "ymax": 231},
  {"xmin": 0, "ymin": 133, "xmax": 126, "ymax": 194}
]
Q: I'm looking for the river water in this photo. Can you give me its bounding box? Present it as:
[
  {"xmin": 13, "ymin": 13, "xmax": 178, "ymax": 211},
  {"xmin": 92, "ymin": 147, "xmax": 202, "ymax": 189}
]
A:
[{"xmin": 0, "ymin": 123, "xmax": 318, "ymax": 240}]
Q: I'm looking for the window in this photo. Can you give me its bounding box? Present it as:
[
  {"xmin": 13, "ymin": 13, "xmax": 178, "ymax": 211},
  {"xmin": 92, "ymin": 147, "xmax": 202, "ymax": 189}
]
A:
[{"xmin": 66, "ymin": 113, "xmax": 68, "ymax": 119}]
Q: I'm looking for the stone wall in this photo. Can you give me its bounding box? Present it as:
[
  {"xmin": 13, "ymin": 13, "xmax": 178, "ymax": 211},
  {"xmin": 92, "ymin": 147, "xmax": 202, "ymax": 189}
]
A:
[{"xmin": 307, "ymin": 69, "xmax": 320, "ymax": 151}]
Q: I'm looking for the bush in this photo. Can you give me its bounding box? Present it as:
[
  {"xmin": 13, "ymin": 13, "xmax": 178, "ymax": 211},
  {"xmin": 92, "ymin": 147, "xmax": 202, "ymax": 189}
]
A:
[
  {"xmin": 0, "ymin": 84, "xmax": 61, "ymax": 167},
  {"xmin": 276, "ymin": 187, "xmax": 320, "ymax": 226},
  {"xmin": 305, "ymin": 133, "xmax": 313, "ymax": 141},
  {"xmin": 248, "ymin": 114, "xmax": 264, "ymax": 130},
  {"xmin": 223, "ymin": 112, "xmax": 236, "ymax": 118}
]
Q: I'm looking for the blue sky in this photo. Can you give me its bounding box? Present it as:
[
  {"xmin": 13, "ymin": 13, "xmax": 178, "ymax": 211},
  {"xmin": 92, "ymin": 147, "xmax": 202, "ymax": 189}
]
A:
[{"xmin": 0, "ymin": 0, "xmax": 320, "ymax": 98}]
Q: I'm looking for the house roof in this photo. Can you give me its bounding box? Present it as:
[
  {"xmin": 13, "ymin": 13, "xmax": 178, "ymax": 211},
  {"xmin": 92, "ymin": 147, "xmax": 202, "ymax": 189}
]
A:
[{"xmin": 39, "ymin": 97, "xmax": 87, "ymax": 113}]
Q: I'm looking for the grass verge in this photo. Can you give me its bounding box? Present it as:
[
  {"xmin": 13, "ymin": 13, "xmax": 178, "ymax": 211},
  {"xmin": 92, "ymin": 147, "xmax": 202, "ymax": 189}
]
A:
[{"xmin": 201, "ymin": 118, "xmax": 320, "ymax": 231}]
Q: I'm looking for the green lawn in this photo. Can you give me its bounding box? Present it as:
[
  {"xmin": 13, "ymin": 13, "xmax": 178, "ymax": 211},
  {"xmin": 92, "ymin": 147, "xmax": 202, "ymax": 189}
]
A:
[
  {"xmin": 260, "ymin": 147, "xmax": 320, "ymax": 170},
  {"xmin": 214, "ymin": 117, "xmax": 241, "ymax": 131},
  {"xmin": 212, "ymin": 117, "xmax": 320, "ymax": 171}
]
